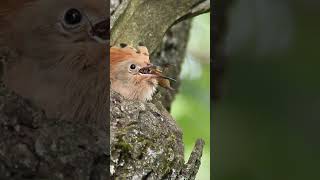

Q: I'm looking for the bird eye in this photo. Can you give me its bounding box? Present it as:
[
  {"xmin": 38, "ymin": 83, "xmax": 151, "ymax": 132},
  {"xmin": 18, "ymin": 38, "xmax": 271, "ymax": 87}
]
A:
[
  {"xmin": 130, "ymin": 64, "xmax": 136, "ymax": 70},
  {"xmin": 64, "ymin": 8, "xmax": 82, "ymax": 25}
]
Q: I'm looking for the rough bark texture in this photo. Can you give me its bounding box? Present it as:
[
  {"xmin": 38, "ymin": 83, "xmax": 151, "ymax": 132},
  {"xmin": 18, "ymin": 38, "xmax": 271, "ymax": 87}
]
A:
[
  {"xmin": 111, "ymin": 0, "xmax": 209, "ymax": 179},
  {"xmin": 111, "ymin": 0, "xmax": 210, "ymax": 53},
  {"xmin": 111, "ymin": 91, "xmax": 204, "ymax": 179},
  {"xmin": 150, "ymin": 20, "xmax": 192, "ymax": 111},
  {"xmin": 0, "ymin": 82, "xmax": 108, "ymax": 180}
]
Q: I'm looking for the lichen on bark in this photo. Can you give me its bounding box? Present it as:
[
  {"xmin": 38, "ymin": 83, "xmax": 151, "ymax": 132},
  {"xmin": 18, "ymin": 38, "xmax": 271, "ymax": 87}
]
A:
[
  {"xmin": 110, "ymin": 91, "xmax": 204, "ymax": 179},
  {"xmin": 110, "ymin": 91, "xmax": 184, "ymax": 179}
]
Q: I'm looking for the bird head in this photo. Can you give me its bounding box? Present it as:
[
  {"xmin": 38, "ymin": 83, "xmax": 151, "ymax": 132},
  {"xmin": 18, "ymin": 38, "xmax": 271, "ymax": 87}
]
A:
[
  {"xmin": 110, "ymin": 45, "xmax": 175, "ymax": 101},
  {"xmin": 0, "ymin": 0, "xmax": 108, "ymax": 121}
]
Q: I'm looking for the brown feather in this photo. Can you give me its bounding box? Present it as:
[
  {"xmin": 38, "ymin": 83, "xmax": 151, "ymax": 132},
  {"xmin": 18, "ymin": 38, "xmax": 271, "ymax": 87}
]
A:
[{"xmin": 0, "ymin": 0, "xmax": 108, "ymax": 121}]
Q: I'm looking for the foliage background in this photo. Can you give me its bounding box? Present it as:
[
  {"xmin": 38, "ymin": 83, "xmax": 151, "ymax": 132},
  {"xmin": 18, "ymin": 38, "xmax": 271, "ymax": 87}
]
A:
[
  {"xmin": 171, "ymin": 13, "xmax": 211, "ymax": 180},
  {"xmin": 214, "ymin": 1, "xmax": 320, "ymax": 180}
]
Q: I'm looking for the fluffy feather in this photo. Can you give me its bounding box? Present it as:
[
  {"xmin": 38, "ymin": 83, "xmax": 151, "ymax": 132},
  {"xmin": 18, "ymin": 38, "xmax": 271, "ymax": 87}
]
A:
[
  {"xmin": 0, "ymin": 0, "xmax": 108, "ymax": 121},
  {"xmin": 110, "ymin": 45, "xmax": 158, "ymax": 101}
]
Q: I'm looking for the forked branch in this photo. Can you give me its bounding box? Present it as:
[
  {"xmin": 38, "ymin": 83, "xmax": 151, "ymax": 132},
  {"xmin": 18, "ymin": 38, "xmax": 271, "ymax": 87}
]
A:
[{"xmin": 111, "ymin": 0, "xmax": 210, "ymax": 53}]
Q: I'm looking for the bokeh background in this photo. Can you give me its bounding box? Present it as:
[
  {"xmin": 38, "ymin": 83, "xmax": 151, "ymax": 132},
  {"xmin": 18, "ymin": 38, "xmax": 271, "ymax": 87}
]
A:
[
  {"xmin": 171, "ymin": 13, "xmax": 211, "ymax": 180},
  {"xmin": 214, "ymin": 0, "xmax": 320, "ymax": 180}
]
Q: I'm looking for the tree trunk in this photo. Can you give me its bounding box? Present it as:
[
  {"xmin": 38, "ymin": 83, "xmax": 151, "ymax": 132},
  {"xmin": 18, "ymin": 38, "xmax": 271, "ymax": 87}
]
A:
[{"xmin": 110, "ymin": 0, "xmax": 209, "ymax": 179}]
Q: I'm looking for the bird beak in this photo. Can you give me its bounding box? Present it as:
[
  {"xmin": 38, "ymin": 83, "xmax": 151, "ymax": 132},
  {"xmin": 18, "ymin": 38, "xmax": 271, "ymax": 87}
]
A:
[
  {"xmin": 90, "ymin": 18, "xmax": 109, "ymax": 43},
  {"xmin": 138, "ymin": 64, "xmax": 176, "ymax": 82}
]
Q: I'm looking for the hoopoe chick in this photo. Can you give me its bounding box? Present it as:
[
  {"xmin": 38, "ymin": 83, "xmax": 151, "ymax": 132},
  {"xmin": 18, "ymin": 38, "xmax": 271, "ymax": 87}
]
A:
[
  {"xmin": 0, "ymin": 0, "xmax": 108, "ymax": 121},
  {"xmin": 110, "ymin": 44, "xmax": 175, "ymax": 101}
]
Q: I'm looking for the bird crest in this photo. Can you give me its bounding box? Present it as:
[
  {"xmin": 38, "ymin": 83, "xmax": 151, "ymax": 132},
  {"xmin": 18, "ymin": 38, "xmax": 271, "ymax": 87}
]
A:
[
  {"xmin": 110, "ymin": 43, "xmax": 150, "ymax": 65},
  {"xmin": 110, "ymin": 43, "xmax": 176, "ymax": 98}
]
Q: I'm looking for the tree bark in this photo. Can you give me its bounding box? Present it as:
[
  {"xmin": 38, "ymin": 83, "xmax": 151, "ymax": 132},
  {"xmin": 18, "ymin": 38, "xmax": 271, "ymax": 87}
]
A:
[
  {"xmin": 111, "ymin": 0, "xmax": 210, "ymax": 54},
  {"xmin": 0, "ymin": 82, "xmax": 108, "ymax": 180},
  {"xmin": 111, "ymin": 0, "xmax": 209, "ymax": 179},
  {"xmin": 111, "ymin": 91, "xmax": 204, "ymax": 179}
]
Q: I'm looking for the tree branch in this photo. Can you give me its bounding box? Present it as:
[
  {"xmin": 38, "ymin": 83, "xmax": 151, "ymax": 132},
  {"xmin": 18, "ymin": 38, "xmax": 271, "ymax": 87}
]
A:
[
  {"xmin": 111, "ymin": 0, "xmax": 210, "ymax": 53},
  {"xmin": 178, "ymin": 139, "xmax": 205, "ymax": 180}
]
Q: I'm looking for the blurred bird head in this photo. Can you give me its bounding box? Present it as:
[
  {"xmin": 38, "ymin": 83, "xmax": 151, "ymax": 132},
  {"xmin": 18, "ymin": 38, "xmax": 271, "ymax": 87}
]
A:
[
  {"xmin": 110, "ymin": 44, "xmax": 175, "ymax": 101},
  {"xmin": 0, "ymin": 0, "xmax": 108, "ymax": 121}
]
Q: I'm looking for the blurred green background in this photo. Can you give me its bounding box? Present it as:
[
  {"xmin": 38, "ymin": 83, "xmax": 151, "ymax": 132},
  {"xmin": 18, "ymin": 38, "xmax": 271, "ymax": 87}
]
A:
[
  {"xmin": 171, "ymin": 13, "xmax": 211, "ymax": 180},
  {"xmin": 214, "ymin": 1, "xmax": 320, "ymax": 180}
]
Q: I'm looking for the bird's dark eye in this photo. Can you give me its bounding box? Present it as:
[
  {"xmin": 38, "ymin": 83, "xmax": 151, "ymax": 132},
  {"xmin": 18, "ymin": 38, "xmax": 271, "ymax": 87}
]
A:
[
  {"xmin": 64, "ymin": 8, "xmax": 82, "ymax": 25},
  {"xmin": 130, "ymin": 64, "xmax": 136, "ymax": 70}
]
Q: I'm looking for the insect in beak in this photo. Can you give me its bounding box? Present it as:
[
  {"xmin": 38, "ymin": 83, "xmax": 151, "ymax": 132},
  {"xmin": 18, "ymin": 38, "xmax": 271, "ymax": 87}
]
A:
[
  {"xmin": 139, "ymin": 65, "xmax": 176, "ymax": 82},
  {"xmin": 138, "ymin": 64, "xmax": 176, "ymax": 90}
]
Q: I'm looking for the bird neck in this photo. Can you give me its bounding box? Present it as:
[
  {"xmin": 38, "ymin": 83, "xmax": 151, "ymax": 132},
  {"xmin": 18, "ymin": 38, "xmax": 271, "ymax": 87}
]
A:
[{"xmin": 111, "ymin": 78, "xmax": 158, "ymax": 102}]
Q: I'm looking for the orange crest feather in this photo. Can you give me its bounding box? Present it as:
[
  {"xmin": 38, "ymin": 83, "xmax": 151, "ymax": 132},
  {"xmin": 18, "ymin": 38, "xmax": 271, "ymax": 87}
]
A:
[{"xmin": 110, "ymin": 45, "xmax": 150, "ymax": 65}]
